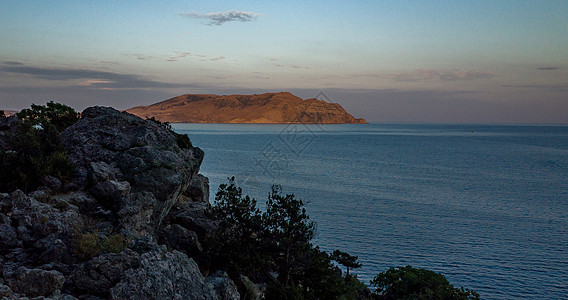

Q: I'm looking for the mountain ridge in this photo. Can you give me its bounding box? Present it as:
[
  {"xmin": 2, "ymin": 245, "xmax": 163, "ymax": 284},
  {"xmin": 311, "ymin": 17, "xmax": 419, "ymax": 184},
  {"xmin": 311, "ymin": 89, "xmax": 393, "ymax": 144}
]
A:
[{"xmin": 126, "ymin": 92, "xmax": 367, "ymax": 124}]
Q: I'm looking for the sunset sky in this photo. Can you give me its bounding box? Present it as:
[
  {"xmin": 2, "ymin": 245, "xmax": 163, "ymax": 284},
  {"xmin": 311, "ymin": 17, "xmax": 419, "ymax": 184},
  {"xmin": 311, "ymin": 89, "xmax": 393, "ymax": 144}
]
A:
[{"xmin": 1, "ymin": 0, "xmax": 567, "ymax": 123}]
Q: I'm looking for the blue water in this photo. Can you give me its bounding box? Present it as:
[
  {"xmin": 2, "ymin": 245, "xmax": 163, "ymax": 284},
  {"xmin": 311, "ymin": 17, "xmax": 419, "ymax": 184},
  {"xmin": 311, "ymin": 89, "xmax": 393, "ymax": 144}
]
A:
[{"xmin": 173, "ymin": 123, "xmax": 568, "ymax": 299}]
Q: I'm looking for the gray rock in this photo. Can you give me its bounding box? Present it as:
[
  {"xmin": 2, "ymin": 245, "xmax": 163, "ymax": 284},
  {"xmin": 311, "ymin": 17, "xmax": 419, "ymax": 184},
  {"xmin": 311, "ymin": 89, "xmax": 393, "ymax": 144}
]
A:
[
  {"xmin": 40, "ymin": 176, "xmax": 62, "ymax": 193},
  {"xmin": 168, "ymin": 201, "xmax": 218, "ymax": 241},
  {"xmin": 61, "ymin": 106, "xmax": 205, "ymax": 231},
  {"xmin": 88, "ymin": 161, "xmax": 121, "ymax": 184},
  {"xmin": 3, "ymin": 266, "xmax": 65, "ymax": 298},
  {"xmin": 0, "ymin": 282, "xmax": 13, "ymax": 298},
  {"xmin": 89, "ymin": 180, "xmax": 131, "ymax": 209},
  {"xmin": 0, "ymin": 223, "xmax": 20, "ymax": 250},
  {"xmin": 183, "ymin": 174, "xmax": 210, "ymax": 203},
  {"xmin": 69, "ymin": 249, "xmax": 140, "ymax": 296},
  {"xmin": 116, "ymin": 192, "xmax": 157, "ymax": 236},
  {"xmin": 158, "ymin": 224, "xmax": 203, "ymax": 256},
  {"xmin": 110, "ymin": 248, "xmax": 218, "ymax": 300},
  {"xmin": 57, "ymin": 192, "xmax": 98, "ymax": 215},
  {"xmin": 205, "ymin": 271, "xmax": 240, "ymax": 300},
  {"xmin": 33, "ymin": 234, "xmax": 75, "ymax": 265}
]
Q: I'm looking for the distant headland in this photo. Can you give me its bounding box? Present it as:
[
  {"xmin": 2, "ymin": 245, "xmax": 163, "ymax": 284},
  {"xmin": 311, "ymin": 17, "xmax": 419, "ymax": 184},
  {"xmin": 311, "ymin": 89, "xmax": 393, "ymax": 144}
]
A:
[{"xmin": 126, "ymin": 92, "xmax": 367, "ymax": 124}]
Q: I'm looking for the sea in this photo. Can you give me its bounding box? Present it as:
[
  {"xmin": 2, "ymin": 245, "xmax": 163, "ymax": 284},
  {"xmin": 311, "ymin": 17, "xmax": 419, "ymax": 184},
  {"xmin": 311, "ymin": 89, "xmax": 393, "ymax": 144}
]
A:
[{"xmin": 173, "ymin": 123, "xmax": 568, "ymax": 299}]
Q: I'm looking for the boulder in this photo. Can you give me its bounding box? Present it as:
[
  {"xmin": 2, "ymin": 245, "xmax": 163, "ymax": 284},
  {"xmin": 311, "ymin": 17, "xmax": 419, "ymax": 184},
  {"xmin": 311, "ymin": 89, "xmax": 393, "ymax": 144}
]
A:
[
  {"xmin": 3, "ymin": 265, "xmax": 65, "ymax": 297},
  {"xmin": 61, "ymin": 106, "xmax": 205, "ymax": 231},
  {"xmin": 116, "ymin": 192, "xmax": 157, "ymax": 236},
  {"xmin": 69, "ymin": 249, "xmax": 140, "ymax": 296},
  {"xmin": 205, "ymin": 271, "xmax": 240, "ymax": 300},
  {"xmin": 89, "ymin": 180, "xmax": 131, "ymax": 209},
  {"xmin": 110, "ymin": 248, "xmax": 218, "ymax": 299},
  {"xmin": 158, "ymin": 224, "xmax": 203, "ymax": 256}
]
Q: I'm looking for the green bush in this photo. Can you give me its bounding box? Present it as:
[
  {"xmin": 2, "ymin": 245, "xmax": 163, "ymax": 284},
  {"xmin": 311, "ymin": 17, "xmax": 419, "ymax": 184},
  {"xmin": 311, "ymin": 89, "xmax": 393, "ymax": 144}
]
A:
[
  {"xmin": 16, "ymin": 101, "xmax": 79, "ymax": 132},
  {"xmin": 73, "ymin": 230, "xmax": 128, "ymax": 261},
  {"xmin": 0, "ymin": 102, "xmax": 78, "ymax": 192},
  {"xmin": 209, "ymin": 178, "xmax": 372, "ymax": 299},
  {"xmin": 370, "ymin": 266, "xmax": 480, "ymax": 300}
]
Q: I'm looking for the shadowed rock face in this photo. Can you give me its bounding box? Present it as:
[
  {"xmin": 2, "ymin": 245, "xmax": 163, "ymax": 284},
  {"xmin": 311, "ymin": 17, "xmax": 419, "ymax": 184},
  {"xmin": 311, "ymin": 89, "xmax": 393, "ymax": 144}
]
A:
[
  {"xmin": 0, "ymin": 107, "xmax": 239, "ymax": 299},
  {"xmin": 126, "ymin": 92, "xmax": 367, "ymax": 124},
  {"xmin": 61, "ymin": 106, "xmax": 205, "ymax": 232}
]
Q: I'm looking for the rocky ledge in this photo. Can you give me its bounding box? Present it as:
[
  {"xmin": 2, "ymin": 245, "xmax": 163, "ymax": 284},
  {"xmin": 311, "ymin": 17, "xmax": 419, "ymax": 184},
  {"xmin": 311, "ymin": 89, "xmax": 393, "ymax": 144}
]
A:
[{"xmin": 0, "ymin": 107, "xmax": 238, "ymax": 299}]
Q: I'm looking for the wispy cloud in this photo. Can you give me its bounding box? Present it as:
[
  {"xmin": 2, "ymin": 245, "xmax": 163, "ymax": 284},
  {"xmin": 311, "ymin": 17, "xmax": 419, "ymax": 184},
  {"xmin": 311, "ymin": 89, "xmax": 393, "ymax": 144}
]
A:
[
  {"xmin": 208, "ymin": 56, "xmax": 226, "ymax": 61},
  {"xmin": 394, "ymin": 69, "xmax": 493, "ymax": 82},
  {"xmin": 1, "ymin": 61, "xmax": 24, "ymax": 66},
  {"xmin": 0, "ymin": 63, "xmax": 193, "ymax": 89},
  {"xmin": 124, "ymin": 53, "xmax": 154, "ymax": 61},
  {"xmin": 349, "ymin": 69, "xmax": 493, "ymax": 82},
  {"xmin": 537, "ymin": 66, "xmax": 560, "ymax": 71},
  {"xmin": 180, "ymin": 10, "xmax": 259, "ymax": 26},
  {"xmin": 166, "ymin": 51, "xmax": 225, "ymax": 62},
  {"xmin": 501, "ymin": 84, "xmax": 568, "ymax": 92}
]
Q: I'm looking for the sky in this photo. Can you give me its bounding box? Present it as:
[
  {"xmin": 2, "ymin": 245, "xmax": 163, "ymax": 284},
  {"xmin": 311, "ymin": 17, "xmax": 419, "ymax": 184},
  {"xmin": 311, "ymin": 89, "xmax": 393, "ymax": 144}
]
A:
[{"xmin": 1, "ymin": 0, "xmax": 567, "ymax": 123}]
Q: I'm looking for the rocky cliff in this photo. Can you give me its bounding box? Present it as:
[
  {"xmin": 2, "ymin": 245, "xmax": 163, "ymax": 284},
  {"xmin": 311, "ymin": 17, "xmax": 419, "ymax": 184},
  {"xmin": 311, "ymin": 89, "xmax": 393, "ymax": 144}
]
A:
[
  {"xmin": 0, "ymin": 107, "xmax": 238, "ymax": 299},
  {"xmin": 126, "ymin": 92, "xmax": 367, "ymax": 124}
]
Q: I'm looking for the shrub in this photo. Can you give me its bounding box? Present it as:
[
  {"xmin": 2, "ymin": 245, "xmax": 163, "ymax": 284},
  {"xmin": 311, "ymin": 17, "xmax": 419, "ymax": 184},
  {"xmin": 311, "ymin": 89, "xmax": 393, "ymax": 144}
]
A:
[
  {"xmin": 370, "ymin": 266, "xmax": 480, "ymax": 300},
  {"xmin": 209, "ymin": 178, "xmax": 372, "ymax": 299},
  {"xmin": 73, "ymin": 230, "xmax": 128, "ymax": 261},
  {"xmin": 0, "ymin": 102, "xmax": 78, "ymax": 193},
  {"xmin": 16, "ymin": 101, "xmax": 79, "ymax": 132}
]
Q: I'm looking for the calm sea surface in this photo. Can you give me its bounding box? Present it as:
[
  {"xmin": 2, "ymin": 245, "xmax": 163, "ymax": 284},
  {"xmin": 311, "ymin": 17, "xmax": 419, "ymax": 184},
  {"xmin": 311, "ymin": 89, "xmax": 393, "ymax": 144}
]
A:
[{"xmin": 173, "ymin": 123, "xmax": 568, "ymax": 299}]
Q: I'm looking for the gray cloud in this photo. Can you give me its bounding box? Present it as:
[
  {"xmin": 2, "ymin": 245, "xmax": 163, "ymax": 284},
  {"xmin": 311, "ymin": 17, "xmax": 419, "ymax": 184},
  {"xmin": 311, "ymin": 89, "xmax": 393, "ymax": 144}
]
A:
[
  {"xmin": 501, "ymin": 84, "xmax": 568, "ymax": 92},
  {"xmin": 209, "ymin": 56, "xmax": 226, "ymax": 61},
  {"xmin": 1, "ymin": 61, "xmax": 24, "ymax": 66},
  {"xmin": 538, "ymin": 67, "xmax": 560, "ymax": 71},
  {"xmin": 180, "ymin": 10, "xmax": 258, "ymax": 26},
  {"xmin": 395, "ymin": 69, "xmax": 493, "ymax": 82},
  {"xmin": 124, "ymin": 53, "xmax": 154, "ymax": 61},
  {"xmin": 348, "ymin": 69, "xmax": 493, "ymax": 82},
  {"xmin": 0, "ymin": 63, "xmax": 193, "ymax": 89}
]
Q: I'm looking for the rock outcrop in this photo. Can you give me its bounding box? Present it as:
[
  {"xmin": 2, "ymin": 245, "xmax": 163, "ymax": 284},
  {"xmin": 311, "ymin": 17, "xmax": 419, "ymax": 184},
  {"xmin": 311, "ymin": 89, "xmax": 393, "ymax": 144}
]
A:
[
  {"xmin": 0, "ymin": 107, "xmax": 239, "ymax": 299},
  {"xmin": 126, "ymin": 92, "xmax": 367, "ymax": 124}
]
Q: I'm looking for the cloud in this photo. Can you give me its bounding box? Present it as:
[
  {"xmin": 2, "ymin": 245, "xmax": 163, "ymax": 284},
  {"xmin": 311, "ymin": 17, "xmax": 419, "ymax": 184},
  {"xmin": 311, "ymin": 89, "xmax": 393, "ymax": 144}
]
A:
[
  {"xmin": 180, "ymin": 10, "xmax": 258, "ymax": 26},
  {"xmin": 167, "ymin": 51, "xmax": 192, "ymax": 62},
  {"xmin": 348, "ymin": 69, "xmax": 493, "ymax": 82},
  {"xmin": 394, "ymin": 69, "xmax": 493, "ymax": 82},
  {"xmin": 537, "ymin": 67, "xmax": 560, "ymax": 71},
  {"xmin": 124, "ymin": 53, "xmax": 154, "ymax": 61},
  {"xmin": 501, "ymin": 84, "xmax": 568, "ymax": 92},
  {"xmin": 167, "ymin": 51, "xmax": 225, "ymax": 62},
  {"xmin": 1, "ymin": 61, "xmax": 24, "ymax": 66},
  {"xmin": 0, "ymin": 63, "xmax": 194, "ymax": 89}
]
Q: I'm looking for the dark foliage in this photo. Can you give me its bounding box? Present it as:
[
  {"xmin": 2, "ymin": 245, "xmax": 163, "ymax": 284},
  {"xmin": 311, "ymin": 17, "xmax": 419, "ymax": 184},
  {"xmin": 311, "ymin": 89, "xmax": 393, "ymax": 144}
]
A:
[
  {"xmin": 16, "ymin": 101, "xmax": 80, "ymax": 132},
  {"xmin": 208, "ymin": 177, "xmax": 267, "ymax": 276},
  {"xmin": 0, "ymin": 102, "xmax": 78, "ymax": 192},
  {"xmin": 331, "ymin": 250, "xmax": 362, "ymax": 279},
  {"xmin": 175, "ymin": 133, "xmax": 193, "ymax": 149},
  {"xmin": 370, "ymin": 266, "xmax": 480, "ymax": 300},
  {"xmin": 209, "ymin": 178, "xmax": 372, "ymax": 300}
]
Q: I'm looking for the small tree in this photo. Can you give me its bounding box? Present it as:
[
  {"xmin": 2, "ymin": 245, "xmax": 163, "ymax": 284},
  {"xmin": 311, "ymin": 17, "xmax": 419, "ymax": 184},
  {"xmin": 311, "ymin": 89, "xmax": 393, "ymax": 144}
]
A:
[
  {"xmin": 16, "ymin": 101, "xmax": 79, "ymax": 131},
  {"xmin": 331, "ymin": 250, "xmax": 362, "ymax": 279},
  {"xmin": 209, "ymin": 177, "xmax": 267, "ymax": 275},
  {"xmin": 371, "ymin": 265, "xmax": 479, "ymax": 300},
  {"xmin": 0, "ymin": 102, "xmax": 77, "ymax": 192},
  {"xmin": 263, "ymin": 185, "xmax": 316, "ymax": 287}
]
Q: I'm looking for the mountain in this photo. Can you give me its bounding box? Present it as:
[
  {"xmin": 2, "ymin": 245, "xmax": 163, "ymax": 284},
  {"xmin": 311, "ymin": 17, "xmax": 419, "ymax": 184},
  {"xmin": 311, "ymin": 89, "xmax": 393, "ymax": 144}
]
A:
[
  {"xmin": 1, "ymin": 109, "xmax": 18, "ymax": 116},
  {"xmin": 126, "ymin": 92, "xmax": 367, "ymax": 124}
]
